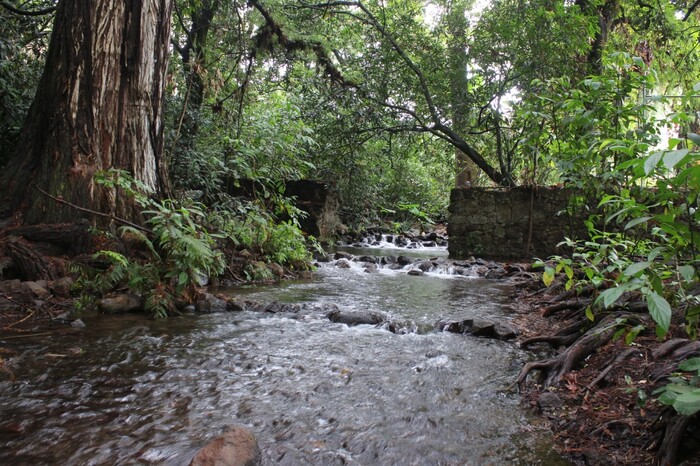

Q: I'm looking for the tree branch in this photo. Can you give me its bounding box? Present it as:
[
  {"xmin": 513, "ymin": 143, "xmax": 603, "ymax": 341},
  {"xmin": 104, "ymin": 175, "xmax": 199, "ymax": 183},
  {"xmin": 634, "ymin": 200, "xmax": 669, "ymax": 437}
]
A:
[
  {"xmin": 683, "ymin": 0, "xmax": 700, "ymax": 21},
  {"xmin": 35, "ymin": 187, "xmax": 152, "ymax": 234},
  {"xmin": 0, "ymin": 1, "xmax": 56, "ymax": 16}
]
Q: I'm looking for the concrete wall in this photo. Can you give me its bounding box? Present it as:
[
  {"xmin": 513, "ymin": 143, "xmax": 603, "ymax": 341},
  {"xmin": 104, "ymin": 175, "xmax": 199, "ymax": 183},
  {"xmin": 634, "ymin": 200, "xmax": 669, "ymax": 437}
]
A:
[{"xmin": 447, "ymin": 187, "xmax": 591, "ymax": 260}]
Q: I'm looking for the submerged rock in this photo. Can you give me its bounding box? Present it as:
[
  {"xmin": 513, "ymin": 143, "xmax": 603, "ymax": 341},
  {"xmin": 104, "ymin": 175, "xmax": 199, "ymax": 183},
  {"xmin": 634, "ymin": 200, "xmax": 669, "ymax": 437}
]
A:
[
  {"xmin": 327, "ymin": 309, "xmax": 389, "ymax": 326},
  {"xmin": 336, "ymin": 259, "xmax": 351, "ymax": 269},
  {"xmin": 189, "ymin": 426, "xmax": 262, "ymax": 466},
  {"xmin": 378, "ymin": 319, "xmax": 418, "ymax": 334}
]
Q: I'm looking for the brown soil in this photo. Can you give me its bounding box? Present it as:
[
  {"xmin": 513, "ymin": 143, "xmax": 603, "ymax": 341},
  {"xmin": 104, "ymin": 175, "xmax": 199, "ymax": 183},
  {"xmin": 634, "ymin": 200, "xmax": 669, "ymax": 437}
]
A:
[{"xmin": 510, "ymin": 278, "xmax": 700, "ymax": 466}]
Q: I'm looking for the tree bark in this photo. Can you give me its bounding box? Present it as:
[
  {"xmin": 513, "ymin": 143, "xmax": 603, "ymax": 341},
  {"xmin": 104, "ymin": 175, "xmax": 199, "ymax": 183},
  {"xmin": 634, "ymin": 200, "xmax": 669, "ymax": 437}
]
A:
[
  {"xmin": 448, "ymin": 0, "xmax": 480, "ymax": 188},
  {"xmin": 1, "ymin": 0, "xmax": 173, "ymax": 225}
]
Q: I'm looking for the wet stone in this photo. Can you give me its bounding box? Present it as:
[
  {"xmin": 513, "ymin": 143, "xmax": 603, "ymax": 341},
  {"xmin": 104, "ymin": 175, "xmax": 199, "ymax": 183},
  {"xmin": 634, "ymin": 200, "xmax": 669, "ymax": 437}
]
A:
[
  {"xmin": 189, "ymin": 426, "xmax": 262, "ymax": 466},
  {"xmin": 327, "ymin": 309, "xmax": 389, "ymax": 326},
  {"xmin": 437, "ymin": 318, "xmax": 517, "ymax": 341},
  {"xmin": 397, "ymin": 256, "xmax": 413, "ymax": 266},
  {"xmin": 195, "ymin": 293, "xmax": 228, "ymax": 313},
  {"xmin": 334, "ymin": 251, "xmax": 353, "ymax": 261},
  {"xmin": 537, "ymin": 392, "xmax": 564, "ymax": 411},
  {"xmin": 336, "ymin": 259, "xmax": 351, "ymax": 269}
]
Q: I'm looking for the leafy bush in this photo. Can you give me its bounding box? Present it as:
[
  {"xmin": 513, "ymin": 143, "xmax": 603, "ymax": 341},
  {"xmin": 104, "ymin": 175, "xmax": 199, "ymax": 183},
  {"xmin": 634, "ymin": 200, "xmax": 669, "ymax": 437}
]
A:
[{"xmin": 73, "ymin": 170, "xmax": 225, "ymax": 318}]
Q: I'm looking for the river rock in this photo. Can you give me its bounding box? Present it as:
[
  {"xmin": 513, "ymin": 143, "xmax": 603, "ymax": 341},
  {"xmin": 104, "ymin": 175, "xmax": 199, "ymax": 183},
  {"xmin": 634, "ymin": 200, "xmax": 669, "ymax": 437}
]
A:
[
  {"xmin": 24, "ymin": 280, "xmax": 50, "ymax": 299},
  {"xmin": 334, "ymin": 251, "xmax": 353, "ymax": 261},
  {"xmin": 195, "ymin": 293, "xmax": 228, "ymax": 313},
  {"xmin": 99, "ymin": 294, "xmax": 143, "ymax": 314},
  {"xmin": 437, "ymin": 318, "xmax": 517, "ymax": 340},
  {"xmin": 189, "ymin": 426, "xmax": 262, "ymax": 466},
  {"xmin": 70, "ymin": 318, "xmax": 86, "ymax": 328},
  {"xmin": 417, "ymin": 260, "xmax": 434, "ymax": 272},
  {"xmin": 357, "ymin": 255, "xmax": 378, "ymax": 264},
  {"xmin": 266, "ymin": 263, "xmax": 285, "ymax": 278},
  {"xmin": 327, "ymin": 309, "xmax": 389, "ymax": 326},
  {"xmin": 378, "ymin": 319, "xmax": 418, "ymax": 334},
  {"xmin": 48, "ymin": 276, "xmax": 73, "ymax": 297},
  {"xmin": 336, "ymin": 259, "xmax": 351, "ymax": 269},
  {"xmin": 407, "ymin": 270, "xmax": 424, "ymax": 276},
  {"xmin": 364, "ymin": 264, "xmax": 378, "ymax": 273},
  {"xmin": 537, "ymin": 391, "xmax": 564, "ymax": 410},
  {"xmin": 397, "ymin": 255, "xmax": 412, "ymax": 266}
]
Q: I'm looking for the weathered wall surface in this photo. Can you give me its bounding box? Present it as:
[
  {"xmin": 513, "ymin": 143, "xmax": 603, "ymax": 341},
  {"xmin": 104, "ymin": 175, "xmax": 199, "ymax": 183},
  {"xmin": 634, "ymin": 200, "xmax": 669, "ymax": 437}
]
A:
[
  {"xmin": 228, "ymin": 179, "xmax": 340, "ymax": 240},
  {"xmin": 447, "ymin": 187, "xmax": 590, "ymax": 260}
]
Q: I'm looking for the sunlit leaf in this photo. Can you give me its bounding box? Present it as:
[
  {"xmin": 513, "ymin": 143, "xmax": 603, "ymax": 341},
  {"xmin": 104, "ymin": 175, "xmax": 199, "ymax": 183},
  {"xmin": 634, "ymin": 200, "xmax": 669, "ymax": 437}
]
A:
[
  {"xmin": 647, "ymin": 291, "xmax": 672, "ymax": 333},
  {"xmin": 644, "ymin": 151, "xmax": 663, "ymax": 175},
  {"xmin": 543, "ymin": 266, "xmax": 555, "ymax": 287},
  {"xmin": 663, "ymin": 149, "xmax": 690, "ymax": 170},
  {"xmin": 624, "ymin": 216, "xmax": 651, "ymax": 230},
  {"xmin": 623, "ymin": 261, "xmax": 650, "ymax": 277},
  {"xmin": 585, "ymin": 306, "xmax": 595, "ymax": 321}
]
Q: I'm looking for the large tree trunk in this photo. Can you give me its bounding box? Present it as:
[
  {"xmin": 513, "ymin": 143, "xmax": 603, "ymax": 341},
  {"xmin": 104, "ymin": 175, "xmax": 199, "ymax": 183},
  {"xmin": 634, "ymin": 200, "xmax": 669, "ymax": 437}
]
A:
[
  {"xmin": 1, "ymin": 0, "xmax": 173, "ymax": 225},
  {"xmin": 448, "ymin": 0, "xmax": 480, "ymax": 188}
]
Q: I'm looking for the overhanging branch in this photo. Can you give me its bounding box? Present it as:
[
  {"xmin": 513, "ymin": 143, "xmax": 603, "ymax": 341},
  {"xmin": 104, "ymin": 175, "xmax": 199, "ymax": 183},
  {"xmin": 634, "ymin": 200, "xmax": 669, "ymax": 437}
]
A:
[{"xmin": 1, "ymin": 1, "xmax": 56, "ymax": 16}]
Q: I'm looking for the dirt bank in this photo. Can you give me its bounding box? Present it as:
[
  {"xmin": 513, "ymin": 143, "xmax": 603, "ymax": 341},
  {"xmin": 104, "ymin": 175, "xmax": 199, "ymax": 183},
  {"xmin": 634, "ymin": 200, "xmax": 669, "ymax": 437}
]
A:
[{"xmin": 510, "ymin": 275, "xmax": 700, "ymax": 466}]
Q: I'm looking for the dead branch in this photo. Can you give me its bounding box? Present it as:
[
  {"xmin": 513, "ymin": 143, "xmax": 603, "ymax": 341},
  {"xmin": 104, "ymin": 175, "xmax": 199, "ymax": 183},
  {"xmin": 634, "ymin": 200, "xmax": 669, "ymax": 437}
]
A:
[{"xmin": 36, "ymin": 187, "xmax": 151, "ymax": 234}]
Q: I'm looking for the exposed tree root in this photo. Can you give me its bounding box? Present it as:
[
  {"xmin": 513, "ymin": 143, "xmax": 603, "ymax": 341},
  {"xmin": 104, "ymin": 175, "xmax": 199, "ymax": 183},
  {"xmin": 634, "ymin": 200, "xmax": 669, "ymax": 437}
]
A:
[
  {"xmin": 670, "ymin": 341, "xmax": 700, "ymax": 361},
  {"xmin": 652, "ymin": 338, "xmax": 691, "ymax": 360},
  {"xmin": 586, "ymin": 347, "xmax": 639, "ymax": 391},
  {"xmin": 517, "ymin": 313, "xmax": 630, "ymax": 390},
  {"xmin": 542, "ymin": 298, "xmax": 591, "ymax": 317},
  {"xmin": 7, "ymin": 236, "xmax": 57, "ymax": 281},
  {"xmin": 651, "ymin": 410, "xmax": 697, "ymax": 466},
  {"xmin": 520, "ymin": 319, "xmax": 586, "ymax": 349},
  {"xmin": 547, "ymin": 284, "xmax": 597, "ymax": 303}
]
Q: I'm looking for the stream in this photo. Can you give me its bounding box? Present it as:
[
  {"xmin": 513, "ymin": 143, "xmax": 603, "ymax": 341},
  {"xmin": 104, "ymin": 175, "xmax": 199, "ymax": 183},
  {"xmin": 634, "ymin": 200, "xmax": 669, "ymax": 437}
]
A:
[{"xmin": 0, "ymin": 243, "xmax": 568, "ymax": 465}]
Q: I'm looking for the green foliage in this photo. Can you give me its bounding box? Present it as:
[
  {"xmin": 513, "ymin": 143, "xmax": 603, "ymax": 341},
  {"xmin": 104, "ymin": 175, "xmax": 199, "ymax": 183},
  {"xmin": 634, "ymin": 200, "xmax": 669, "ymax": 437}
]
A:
[
  {"xmin": 210, "ymin": 198, "xmax": 315, "ymax": 268},
  {"xmin": 0, "ymin": 4, "xmax": 51, "ymax": 163},
  {"xmin": 516, "ymin": 53, "xmax": 662, "ymax": 188},
  {"xmin": 74, "ymin": 170, "xmax": 226, "ymax": 318},
  {"xmin": 654, "ymin": 357, "xmax": 700, "ymax": 416}
]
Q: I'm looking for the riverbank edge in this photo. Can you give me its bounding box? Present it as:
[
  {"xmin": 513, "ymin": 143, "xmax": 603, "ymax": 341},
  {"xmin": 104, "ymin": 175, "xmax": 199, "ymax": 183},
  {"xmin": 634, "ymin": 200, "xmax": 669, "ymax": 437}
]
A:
[
  {"xmin": 509, "ymin": 273, "xmax": 700, "ymax": 466},
  {"xmin": 1, "ymin": 255, "xmax": 698, "ymax": 465}
]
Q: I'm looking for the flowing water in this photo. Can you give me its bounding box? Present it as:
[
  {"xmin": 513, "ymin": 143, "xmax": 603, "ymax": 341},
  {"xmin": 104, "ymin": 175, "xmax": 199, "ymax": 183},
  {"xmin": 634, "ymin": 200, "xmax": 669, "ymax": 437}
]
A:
[{"xmin": 0, "ymin": 245, "xmax": 567, "ymax": 465}]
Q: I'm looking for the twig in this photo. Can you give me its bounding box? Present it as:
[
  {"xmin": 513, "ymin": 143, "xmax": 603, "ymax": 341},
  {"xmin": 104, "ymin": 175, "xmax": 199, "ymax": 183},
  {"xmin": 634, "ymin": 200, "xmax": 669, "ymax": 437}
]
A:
[
  {"xmin": 35, "ymin": 186, "xmax": 152, "ymax": 234},
  {"xmin": 0, "ymin": 332, "xmax": 53, "ymax": 339},
  {"xmin": 4, "ymin": 309, "xmax": 35, "ymax": 329},
  {"xmin": 585, "ymin": 348, "xmax": 639, "ymax": 391}
]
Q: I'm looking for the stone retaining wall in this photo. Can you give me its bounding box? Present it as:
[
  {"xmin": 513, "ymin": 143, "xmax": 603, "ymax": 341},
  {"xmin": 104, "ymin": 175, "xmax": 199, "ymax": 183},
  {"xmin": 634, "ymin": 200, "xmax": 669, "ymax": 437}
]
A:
[{"xmin": 447, "ymin": 187, "xmax": 591, "ymax": 260}]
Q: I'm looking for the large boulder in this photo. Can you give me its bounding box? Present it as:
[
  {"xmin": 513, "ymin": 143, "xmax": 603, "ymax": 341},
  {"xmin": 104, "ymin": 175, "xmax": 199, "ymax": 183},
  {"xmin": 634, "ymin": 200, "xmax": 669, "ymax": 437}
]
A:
[{"xmin": 189, "ymin": 426, "xmax": 262, "ymax": 466}]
